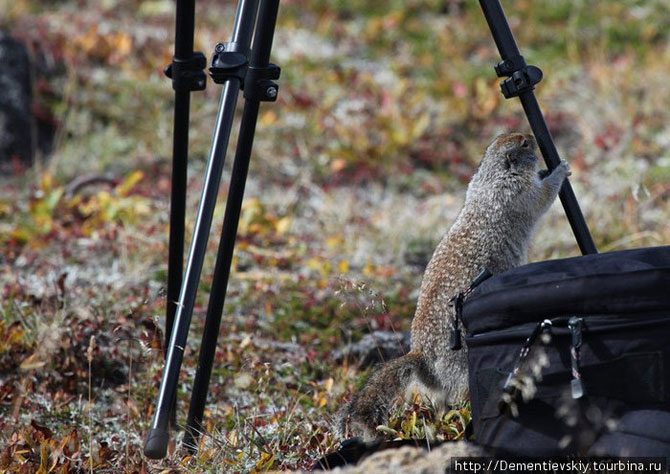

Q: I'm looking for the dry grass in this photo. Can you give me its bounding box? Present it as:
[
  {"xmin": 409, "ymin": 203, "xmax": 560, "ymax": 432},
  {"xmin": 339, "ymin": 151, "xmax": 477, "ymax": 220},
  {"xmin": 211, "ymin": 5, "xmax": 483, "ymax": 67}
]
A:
[{"xmin": 0, "ymin": 0, "xmax": 669, "ymax": 472}]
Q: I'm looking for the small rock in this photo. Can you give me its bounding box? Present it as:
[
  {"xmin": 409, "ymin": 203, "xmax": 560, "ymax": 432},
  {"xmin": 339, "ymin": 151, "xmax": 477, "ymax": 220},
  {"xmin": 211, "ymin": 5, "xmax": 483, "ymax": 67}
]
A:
[{"xmin": 334, "ymin": 441, "xmax": 488, "ymax": 474}]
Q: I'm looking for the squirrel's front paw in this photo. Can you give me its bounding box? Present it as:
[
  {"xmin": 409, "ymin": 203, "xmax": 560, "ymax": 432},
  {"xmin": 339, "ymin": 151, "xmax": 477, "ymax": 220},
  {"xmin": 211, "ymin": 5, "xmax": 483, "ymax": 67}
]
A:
[{"xmin": 554, "ymin": 160, "xmax": 572, "ymax": 180}]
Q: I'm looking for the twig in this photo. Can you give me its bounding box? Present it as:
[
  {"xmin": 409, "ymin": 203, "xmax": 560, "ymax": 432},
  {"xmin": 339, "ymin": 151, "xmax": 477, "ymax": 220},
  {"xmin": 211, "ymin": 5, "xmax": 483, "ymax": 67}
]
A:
[
  {"xmin": 64, "ymin": 174, "xmax": 117, "ymax": 199},
  {"xmin": 86, "ymin": 335, "xmax": 96, "ymax": 474}
]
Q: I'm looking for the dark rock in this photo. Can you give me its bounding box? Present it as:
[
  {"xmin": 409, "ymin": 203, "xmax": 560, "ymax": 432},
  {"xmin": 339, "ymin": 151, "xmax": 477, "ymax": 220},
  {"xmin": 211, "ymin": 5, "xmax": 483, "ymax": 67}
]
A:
[
  {"xmin": 331, "ymin": 331, "xmax": 411, "ymax": 368},
  {"xmin": 0, "ymin": 31, "xmax": 34, "ymax": 169}
]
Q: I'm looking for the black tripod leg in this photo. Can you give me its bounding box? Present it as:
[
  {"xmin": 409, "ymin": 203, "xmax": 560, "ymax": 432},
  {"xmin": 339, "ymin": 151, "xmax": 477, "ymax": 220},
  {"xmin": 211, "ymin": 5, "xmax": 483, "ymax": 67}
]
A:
[
  {"xmin": 165, "ymin": 0, "xmax": 207, "ymax": 355},
  {"xmin": 478, "ymin": 0, "xmax": 597, "ymax": 255},
  {"xmin": 183, "ymin": 0, "xmax": 281, "ymax": 452},
  {"xmin": 518, "ymin": 92, "xmax": 597, "ymax": 255},
  {"xmin": 182, "ymin": 100, "xmax": 260, "ymax": 453},
  {"xmin": 166, "ymin": 0, "xmax": 194, "ymax": 368},
  {"xmin": 166, "ymin": 83, "xmax": 188, "ymax": 361},
  {"xmin": 144, "ymin": 0, "xmax": 259, "ymax": 460},
  {"xmin": 165, "ymin": 0, "xmax": 205, "ymax": 430}
]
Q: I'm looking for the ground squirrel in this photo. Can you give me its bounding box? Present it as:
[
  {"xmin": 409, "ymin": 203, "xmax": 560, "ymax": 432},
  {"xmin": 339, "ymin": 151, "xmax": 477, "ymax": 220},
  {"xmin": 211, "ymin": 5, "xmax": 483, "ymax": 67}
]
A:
[{"xmin": 337, "ymin": 132, "xmax": 571, "ymax": 439}]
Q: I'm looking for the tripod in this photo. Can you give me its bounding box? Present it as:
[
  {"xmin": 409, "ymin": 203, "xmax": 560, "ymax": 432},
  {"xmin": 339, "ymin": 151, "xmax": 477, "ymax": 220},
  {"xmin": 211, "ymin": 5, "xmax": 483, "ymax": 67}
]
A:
[
  {"xmin": 145, "ymin": 0, "xmax": 598, "ymax": 462},
  {"xmin": 144, "ymin": 0, "xmax": 281, "ymax": 459}
]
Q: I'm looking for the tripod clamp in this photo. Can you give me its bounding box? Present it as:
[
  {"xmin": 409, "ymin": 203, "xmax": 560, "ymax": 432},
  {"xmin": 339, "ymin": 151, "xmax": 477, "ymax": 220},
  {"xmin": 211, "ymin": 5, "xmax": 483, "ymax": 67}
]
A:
[
  {"xmin": 164, "ymin": 52, "xmax": 208, "ymax": 91},
  {"xmin": 493, "ymin": 54, "xmax": 542, "ymax": 99},
  {"xmin": 209, "ymin": 42, "xmax": 281, "ymax": 102}
]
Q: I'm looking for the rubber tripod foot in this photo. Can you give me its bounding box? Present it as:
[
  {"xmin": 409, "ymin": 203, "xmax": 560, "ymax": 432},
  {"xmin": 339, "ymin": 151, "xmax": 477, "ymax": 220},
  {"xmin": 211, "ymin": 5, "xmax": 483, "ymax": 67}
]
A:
[{"xmin": 144, "ymin": 428, "xmax": 169, "ymax": 459}]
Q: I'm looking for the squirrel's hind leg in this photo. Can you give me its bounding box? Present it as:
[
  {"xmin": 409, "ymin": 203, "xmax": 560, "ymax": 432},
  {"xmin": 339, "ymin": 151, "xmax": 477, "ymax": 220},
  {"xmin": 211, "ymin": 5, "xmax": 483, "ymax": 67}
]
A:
[{"xmin": 334, "ymin": 351, "xmax": 439, "ymax": 440}]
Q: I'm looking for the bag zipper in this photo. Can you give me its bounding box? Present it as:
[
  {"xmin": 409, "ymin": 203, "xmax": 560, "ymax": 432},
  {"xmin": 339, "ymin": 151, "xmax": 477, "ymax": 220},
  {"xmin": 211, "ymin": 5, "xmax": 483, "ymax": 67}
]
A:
[{"xmin": 466, "ymin": 312, "xmax": 669, "ymax": 345}]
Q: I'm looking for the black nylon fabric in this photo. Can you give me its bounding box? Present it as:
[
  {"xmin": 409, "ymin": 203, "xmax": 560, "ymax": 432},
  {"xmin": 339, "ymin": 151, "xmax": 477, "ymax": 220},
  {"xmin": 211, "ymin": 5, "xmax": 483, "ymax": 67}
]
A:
[
  {"xmin": 462, "ymin": 246, "xmax": 670, "ymax": 335},
  {"xmin": 461, "ymin": 246, "xmax": 670, "ymax": 458},
  {"xmin": 589, "ymin": 410, "xmax": 670, "ymax": 456}
]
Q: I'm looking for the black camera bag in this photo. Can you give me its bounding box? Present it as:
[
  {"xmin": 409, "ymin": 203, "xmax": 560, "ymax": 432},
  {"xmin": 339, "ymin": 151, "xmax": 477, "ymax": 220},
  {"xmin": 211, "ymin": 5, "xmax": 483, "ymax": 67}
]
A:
[{"xmin": 461, "ymin": 246, "xmax": 670, "ymax": 457}]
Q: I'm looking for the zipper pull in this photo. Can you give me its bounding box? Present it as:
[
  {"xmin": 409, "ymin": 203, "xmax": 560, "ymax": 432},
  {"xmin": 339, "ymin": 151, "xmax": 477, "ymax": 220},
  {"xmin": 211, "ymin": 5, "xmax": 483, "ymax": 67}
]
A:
[
  {"xmin": 568, "ymin": 316, "xmax": 586, "ymax": 399},
  {"xmin": 499, "ymin": 319, "xmax": 552, "ymax": 414},
  {"xmin": 468, "ymin": 268, "xmax": 493, "ymax": 291}
]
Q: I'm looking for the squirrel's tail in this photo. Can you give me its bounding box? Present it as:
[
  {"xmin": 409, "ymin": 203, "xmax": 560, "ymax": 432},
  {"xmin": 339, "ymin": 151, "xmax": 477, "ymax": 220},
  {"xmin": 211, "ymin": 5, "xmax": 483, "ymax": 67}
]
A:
[{"xmin": 335, "ymin": 351, "xmax": 439, "ymax": 440}]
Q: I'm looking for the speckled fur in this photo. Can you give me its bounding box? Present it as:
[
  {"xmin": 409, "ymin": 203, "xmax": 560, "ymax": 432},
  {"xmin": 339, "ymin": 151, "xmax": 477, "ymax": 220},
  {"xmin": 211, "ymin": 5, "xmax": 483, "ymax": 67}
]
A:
[{"xmin": 336, "ymin": 133, "xmax": 571, "ymax": 440}]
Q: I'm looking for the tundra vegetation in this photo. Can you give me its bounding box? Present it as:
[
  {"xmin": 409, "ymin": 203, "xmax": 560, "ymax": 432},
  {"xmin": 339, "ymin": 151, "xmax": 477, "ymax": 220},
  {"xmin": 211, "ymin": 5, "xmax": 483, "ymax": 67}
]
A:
[{"xmin": 1, "ymin": 0, "xmax": 669, "ymax": 471}]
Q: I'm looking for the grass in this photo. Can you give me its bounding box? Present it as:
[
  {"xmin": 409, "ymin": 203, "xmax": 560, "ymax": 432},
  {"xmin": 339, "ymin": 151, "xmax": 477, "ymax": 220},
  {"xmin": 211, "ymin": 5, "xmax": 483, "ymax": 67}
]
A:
[{"xmin": 1, "ymin": 0, "xmax": 669, "ymax": 472}]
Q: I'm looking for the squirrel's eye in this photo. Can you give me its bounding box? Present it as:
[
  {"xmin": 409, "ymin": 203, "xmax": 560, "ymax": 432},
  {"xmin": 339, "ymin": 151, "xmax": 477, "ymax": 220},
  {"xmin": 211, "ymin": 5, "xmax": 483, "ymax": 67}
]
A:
[{"xmin": 521, "ymin": 139, "xmax": 529, "ymax": 148}]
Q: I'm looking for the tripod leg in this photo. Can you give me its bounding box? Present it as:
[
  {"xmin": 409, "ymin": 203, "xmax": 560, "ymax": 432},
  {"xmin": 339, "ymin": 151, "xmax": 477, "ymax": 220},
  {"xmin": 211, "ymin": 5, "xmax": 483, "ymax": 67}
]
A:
[
  {"xmin": 182, "ymin": 100, "xmax": 260, "ymax": 453},
  {"xmin": 166, "ymin": 82, "xmax": 188, "ymax": 430},
  {"xmin": 166, "ymin": 0, "xmax": 196, "ymax": 365},
  {"xmin": 518, "ymin": 92, "xmax": 597, "ymax": 255},
  {"xmin": 144, "ymin": 0, "xmax": 260, "ymax": 460},
  {"xmin": 478, "ymin": 0, "xmax": 597, "ymax": 255},
  {"xmin": 183, "ymin": 0, "xmax": 281, "ymax": 453},
  {"xmin": 166, "ymin": 0, "xmax": 201, "ymax": 429},
  {"xmin": 167, "ymin": 87, "xmax": 188, "ymax": 361}
]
